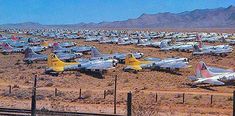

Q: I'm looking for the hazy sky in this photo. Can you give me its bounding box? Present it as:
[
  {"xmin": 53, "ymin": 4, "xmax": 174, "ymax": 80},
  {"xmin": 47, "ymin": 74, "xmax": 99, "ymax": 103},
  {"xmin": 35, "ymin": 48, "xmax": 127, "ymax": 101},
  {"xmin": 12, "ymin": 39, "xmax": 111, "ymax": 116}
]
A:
[{"xmin": 0, "ymin": 0, "xmax": 234, "ymax": 24}]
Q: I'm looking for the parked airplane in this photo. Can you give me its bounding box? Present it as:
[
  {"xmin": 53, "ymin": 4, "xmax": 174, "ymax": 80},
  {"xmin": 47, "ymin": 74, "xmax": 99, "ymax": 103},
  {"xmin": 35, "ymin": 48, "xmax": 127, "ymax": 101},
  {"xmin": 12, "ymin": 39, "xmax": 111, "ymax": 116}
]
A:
[
  {"xmin": 24, "ymin": 48, "xmax": 82, "ymax": 64},
  {"xmin": 52, "ymin": 43, "xmax": 71, "ymax": 53},
  {"xmin": 99, "ymin": 37, "xmax": 118, "ymax": 44},
  {"xmin": 123, "ymin": 54, "xmax": 189, "ymax": 72},
  {"xmin": 136, "ymin": 39, "xmax": 152, "ymax": 47},
  {"xmin": 53, "ymin": 43, "xmax": 92, "ymax": 53},
  {"xmin": 188, "ymin": 61, "xmax": 235, "ymax": 85},
  {"xmin": 117, "ymin": 38, "xmax": 132, "ymax": 45},
  {"xmin": 90, "ymin": 47, "xmax": 144, "ymax": 62},
  {"xmin": 1, "ymin": 43, "xmax": 24, "ymax": 54},
  {"xmin": 70, "ymin": 45, "xmax": 93, "ymax": 53},
  {"xmin": 45, "ymin": 53, "xmax": 117, "ymax": 77},
  {"xmin": 85, "ymin": 36, "xmax": 102, "ymax": 42},
  {"xmin": 29, "ymin": 46, "xmax": 46, "ymax": 52},
  {"xmin": 59, "ymin": 41, "xmax": 77, "ymax": 47},
  {"xmin": 145, "ymin": 57, "xmax": 190, "ymax": 71},
  {"xmin": 123, "ymin": 54, "xmax": 152, "ymax": 72},
  {"xmin": 160, "ymin": 41, "xmax": 195, "ymax": 52},
  {"xmin": 23, "ymin": 48, "xmax": 47, "ymax": 64},
  {"xmin": 55, "ymin": 52, "xmax": 82, "ymax": 61},
  {"xmin": 193, "ymin": 35, "xmax": 233, "ymax": 56},
  {"xmin": 193, "ymin": 41, "xmax": 233, "ymax": 56}
]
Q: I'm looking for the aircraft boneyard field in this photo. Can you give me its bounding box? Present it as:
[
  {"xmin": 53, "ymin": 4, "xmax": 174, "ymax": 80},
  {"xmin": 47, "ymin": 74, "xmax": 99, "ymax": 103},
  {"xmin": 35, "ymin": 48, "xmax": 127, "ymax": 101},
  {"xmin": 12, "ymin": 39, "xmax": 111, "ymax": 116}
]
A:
[{"xmin": 0, "ymin": 30, "xmax": 234, "ymax": 115}]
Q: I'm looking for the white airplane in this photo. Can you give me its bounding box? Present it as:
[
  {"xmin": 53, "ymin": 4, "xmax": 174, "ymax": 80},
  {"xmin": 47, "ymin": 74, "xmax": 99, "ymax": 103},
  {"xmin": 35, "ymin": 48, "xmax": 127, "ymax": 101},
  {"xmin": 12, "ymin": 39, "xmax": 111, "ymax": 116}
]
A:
[
  {"xmin": 189, "ymin": 61, "xmax": 235, "ymax": 85},
  {"xmin": 193, "ymin": 35, "xmax": 233, "ymax": 56}
]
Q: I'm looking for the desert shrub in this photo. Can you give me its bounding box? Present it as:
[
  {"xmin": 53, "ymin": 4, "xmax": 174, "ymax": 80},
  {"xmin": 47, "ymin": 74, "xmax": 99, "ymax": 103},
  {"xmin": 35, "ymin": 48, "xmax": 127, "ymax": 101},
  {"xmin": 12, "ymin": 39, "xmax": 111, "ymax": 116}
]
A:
[
  {"xmin": 227, "ymin": 96, "xmax": 233, "ymax": 101},
  {"xmin": 12, "ymin": 84, "xmax": 20, "ymax": 89},
  {"xmin": 107, "ymin": 82, "xmax": 113, "ymax": 86},
  {"xmin": 175, "ymin": 94, "xmax": 182, "ymax": 98},
  {"xmin": 123, "ymin": 79, "xmax": 129, "ymax": 83},
  {"xmin": 45, "ymin": 81, "xmax": 53, "ymax": 87},
  {"xmin": 132, "ymin": 101, "xmax": 158, "ymax": 116},
  {"xmin": 82, "ymin": 90, "xmax": 92, "ymax": 99},
  {"xmin": 193, "ymin": 95, "xmax": 202, "ymax": 100}
]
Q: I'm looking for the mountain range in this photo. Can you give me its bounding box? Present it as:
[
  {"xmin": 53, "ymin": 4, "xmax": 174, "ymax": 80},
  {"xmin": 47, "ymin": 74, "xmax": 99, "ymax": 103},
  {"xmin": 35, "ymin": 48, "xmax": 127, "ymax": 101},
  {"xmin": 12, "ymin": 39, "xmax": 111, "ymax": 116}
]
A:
[{"xmin": 1, "ymin": 5, "xmax": 235, "ymax": 29}]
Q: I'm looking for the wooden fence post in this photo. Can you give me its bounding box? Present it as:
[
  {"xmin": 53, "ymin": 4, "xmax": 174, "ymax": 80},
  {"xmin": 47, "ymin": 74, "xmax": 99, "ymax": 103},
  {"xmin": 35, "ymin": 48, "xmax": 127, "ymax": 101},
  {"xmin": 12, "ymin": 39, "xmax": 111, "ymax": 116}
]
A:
[
  {"xmin": 114, "ymin": 75, "xmax": 117, "ymax": 114},
  {"xmin": 156, "ymin": 93, "xmax": 158, "ymax": 102},
  {"xmin": 54, "ymin": 88, "xmax": 57, "ymax": 96},
  {"xmin": 31, "ymin": 75, "xmax": 37, "ymax": 116},
  {"xmin": 9, "ymin": 85, "xmax": 11, "ymax": 94},
  {"xmin": 233, "ymin": 90, "xmax": 235, "ymax": 116},
  {"xmin": 79, "ymin": 88, "xmax": 82, "ymax": 99},
  {"xmin": 104, "ymin": 90, "xmax": 106, "ymax": 99},
  {"xmin": 127, "ymin": 92, "xmax": 132, "ymax": 116},
  {"xmin": 182, "ymin": 93, "xmax": 185, "ymax": 104},
  {"xmin": 210, "ymin": 95, "xmax": 213, "ymax": 106}
]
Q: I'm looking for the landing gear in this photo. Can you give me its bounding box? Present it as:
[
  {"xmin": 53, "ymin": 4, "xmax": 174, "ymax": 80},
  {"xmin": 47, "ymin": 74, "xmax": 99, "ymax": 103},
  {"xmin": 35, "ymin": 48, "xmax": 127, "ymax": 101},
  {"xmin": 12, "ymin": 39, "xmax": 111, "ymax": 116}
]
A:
[
  {"xmin": 51, "ymin": 72, "xmax": 59, "ymax": 76},
  {"xmin": 26, "ymin": 60, "xmax": 33, "ymax": 64}
]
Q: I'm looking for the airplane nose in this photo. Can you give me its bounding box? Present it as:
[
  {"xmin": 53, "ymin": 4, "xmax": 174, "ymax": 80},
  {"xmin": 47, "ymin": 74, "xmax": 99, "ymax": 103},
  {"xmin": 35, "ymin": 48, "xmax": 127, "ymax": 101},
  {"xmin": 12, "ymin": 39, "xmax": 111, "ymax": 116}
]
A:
[
  {"xmin": 112, "ymin": 59, "xmax": 118, "ymax": 67},
  {"xmin": 140, "ymin": 53, "xmax": 144, "ymax": 57},
  {"xmin": 184, "ymin": 58, "xmax": 189, "ymax": 62}
]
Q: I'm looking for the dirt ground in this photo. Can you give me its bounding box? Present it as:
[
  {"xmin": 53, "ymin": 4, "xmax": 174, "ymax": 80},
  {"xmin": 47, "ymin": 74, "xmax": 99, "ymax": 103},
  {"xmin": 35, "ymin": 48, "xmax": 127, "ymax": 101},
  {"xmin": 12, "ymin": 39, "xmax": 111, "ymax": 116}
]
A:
[{"xmin": 0, "ymin": 31, "xmax": 234, "ymax": 115}]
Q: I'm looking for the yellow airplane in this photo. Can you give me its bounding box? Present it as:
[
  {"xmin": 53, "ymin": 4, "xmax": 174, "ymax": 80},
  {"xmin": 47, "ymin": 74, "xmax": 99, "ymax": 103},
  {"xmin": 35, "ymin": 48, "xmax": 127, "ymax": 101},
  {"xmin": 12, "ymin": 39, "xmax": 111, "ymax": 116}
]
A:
[
  {"xmin": 41, "ymin": 41, "xmax": 49, "ymax": 48},
  {"xmin": 45, "ymin": 53, "xmax": 117, "ymax": 77},
  {"xmin": 124, "ymin": 54, "xmax": 152, "ymax": 72},
  {"xmin": 46, "ymin": 53, "xmax": 79, "ymax": 73},
  {"xmin": 124, "ymin": 54, "xmax": 190, "ymax": 72}
]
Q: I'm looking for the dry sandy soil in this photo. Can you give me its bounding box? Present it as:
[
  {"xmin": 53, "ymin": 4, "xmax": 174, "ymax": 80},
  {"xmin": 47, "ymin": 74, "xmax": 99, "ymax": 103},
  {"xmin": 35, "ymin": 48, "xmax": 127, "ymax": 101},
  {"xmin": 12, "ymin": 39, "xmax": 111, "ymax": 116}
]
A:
[{"xmin": 0, "ymin": 31, "xmax": 234, "ymax": 115}]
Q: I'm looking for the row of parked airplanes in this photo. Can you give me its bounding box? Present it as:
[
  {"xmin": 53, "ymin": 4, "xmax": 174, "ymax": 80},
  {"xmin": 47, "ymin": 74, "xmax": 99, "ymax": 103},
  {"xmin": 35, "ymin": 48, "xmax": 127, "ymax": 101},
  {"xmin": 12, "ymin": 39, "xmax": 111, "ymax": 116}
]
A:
[
  {"xmin": 84, "ymin": 34, "xmax": 234, "ymax": 56},
  {"xmin": 0, "ymin": 33, "xmax": 235, "ymax": 86},
  {"xmin": 5, "ymin": 29, "xmax": 235, "ymax": 56}
]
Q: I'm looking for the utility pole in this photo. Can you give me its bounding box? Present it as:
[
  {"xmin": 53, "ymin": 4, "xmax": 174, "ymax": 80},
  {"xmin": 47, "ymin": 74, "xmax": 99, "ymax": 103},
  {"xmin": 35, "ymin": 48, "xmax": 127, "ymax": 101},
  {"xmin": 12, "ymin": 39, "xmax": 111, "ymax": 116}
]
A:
[
  {"xmin": 114, "ymin": 75, "xmax": 117, "ymax": 114},
  {"xmin": 233, "ymin": 91, "xmax": 235, "ymax": 116},
  {"xmin": 31, "ymin": 75, "xmax": 37, "ymax": 116},
  {"xmin": 127, "ymin": 92, "xmax": 132, "ymax": 116}
]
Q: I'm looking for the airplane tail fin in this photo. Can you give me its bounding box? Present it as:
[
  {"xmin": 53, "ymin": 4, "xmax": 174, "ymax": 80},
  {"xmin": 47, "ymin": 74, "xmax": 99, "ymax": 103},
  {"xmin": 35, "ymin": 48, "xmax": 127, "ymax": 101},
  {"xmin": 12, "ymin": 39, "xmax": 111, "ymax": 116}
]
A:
[
  {"xmin": 91, "ymin": 47, "xmax": 102, "ymax": 57},
  {"xmin": 221, "ymin": 37, "xmax": 226, "ymax": 43},
  {"xmin": 195, "ymin": 34, "xmax": 203, "ymax": 48},
  {"xmin": 198, "ymin": 41, "xmax": 203, "ymax": 48},
  {"xmin": 160, "ymin": 41, "xmax": 168, "ymax": 48},
  {"xmin": 2, "ymin": 43, "xmax": 13, "ymax": 50},
  {"xmin": 11, "ymin": 35, "xmax": 19, "ymax": 41},
  {"xmin": 118, "ymin": 38, "xmax": 124, "ymax": 43},
  {"xmin": 125, "ymin": 54, "xmax": 141, "ymax": 65},
  {"xmin": 137, "ymin": 39, "xmax": 145, "ymax": 44},
  {"xmin": 47, "ymin": 53, "xmax": 65, "ymax": 72},
  {"xmin": 25, "ymin": 47, "xmax": 36, "ymax": 58},
  {"xmin": 53, "ymin": 42, "xmax": 62, "ymax": 49},
  {"xmin": 193, "ymin": 44, "xmax": 200, "ymax": 52},
  {"xmin": 196, "ymin": 34, "xmax": 203, "ymax": 41},
  {"xmin": 41, "ymin": 41, "xmax": 49, "ymax": 48},
  {"xmin": 195, "ymin": 61, "xmax": 213, "ymax": 78}
]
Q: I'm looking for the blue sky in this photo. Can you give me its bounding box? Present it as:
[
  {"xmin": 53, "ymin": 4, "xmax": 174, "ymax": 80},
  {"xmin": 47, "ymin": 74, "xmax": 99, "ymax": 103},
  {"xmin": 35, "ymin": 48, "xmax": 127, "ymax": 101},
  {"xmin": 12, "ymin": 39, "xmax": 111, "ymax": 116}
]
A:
[{"xmin": 0, "ymin": 0, "xmax": 234, "ymax": 24}]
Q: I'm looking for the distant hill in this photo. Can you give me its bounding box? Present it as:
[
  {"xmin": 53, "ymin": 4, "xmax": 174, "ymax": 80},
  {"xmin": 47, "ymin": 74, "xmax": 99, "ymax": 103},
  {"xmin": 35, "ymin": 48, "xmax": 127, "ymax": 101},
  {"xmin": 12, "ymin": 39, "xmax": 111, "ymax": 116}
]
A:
[{"xmin": 1, "ymin": 5, "xmax": 235, "ymax": 29}]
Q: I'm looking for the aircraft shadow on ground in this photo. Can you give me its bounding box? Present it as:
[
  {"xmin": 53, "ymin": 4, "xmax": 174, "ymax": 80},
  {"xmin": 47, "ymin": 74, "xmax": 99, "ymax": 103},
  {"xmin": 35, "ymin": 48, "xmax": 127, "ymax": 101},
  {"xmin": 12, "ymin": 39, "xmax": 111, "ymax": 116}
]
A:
[
  {"xmin": 83, "ymin": 72, "xmax": 104, "ymax": 79},
  {"xmin": 43, "ymin": 71, "xmax": 104, "ymax": 79},
  {"xmin": 184, "ymin": 83, "xmax": 217, "ymax": 91},
  {"xmin": 224, "ymin": 81, "xmax": 235, "ymax": 87},
  {"xmin": 152, "ymin": 69, "xmax": 183, "ymax": 75}
]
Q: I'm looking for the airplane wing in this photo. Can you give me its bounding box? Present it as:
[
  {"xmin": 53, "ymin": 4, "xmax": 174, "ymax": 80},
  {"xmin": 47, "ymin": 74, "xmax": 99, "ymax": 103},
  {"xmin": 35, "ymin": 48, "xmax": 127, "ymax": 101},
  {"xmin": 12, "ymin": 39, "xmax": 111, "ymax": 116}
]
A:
[
  {"xmin": 194, "ymin": 78, "xmax": 225, "ymax": 85},
  {"xmin": 85, "ymin": 62, "xmax": 114, "ymax": 71},
  {"xmin": 76, "ymin": 58, "xmax": 90, "ymax": 63},
  {"xmin": 52, "ymin": 67, "xmax": 64, "ymax": 72},
  {"xmin": 159, "ymin": 61, "xmax": 188, "ymax": 69},
  {"xmin": 208, "ymin": 66, "xmax": 234, "ymax": 74},
  {"xmin": 144, "ymin": 57, "xmax": 161, "ymax": 62},
  {"xmin": 125, "ymin": 65, "xmax": 142, "ymax": 71}
]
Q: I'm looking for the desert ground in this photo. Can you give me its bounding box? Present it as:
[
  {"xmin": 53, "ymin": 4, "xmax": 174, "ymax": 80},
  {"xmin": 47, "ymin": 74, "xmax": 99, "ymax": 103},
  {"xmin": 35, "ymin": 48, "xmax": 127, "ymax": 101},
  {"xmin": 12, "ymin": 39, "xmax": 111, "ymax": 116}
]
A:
[{"xmin": 0, "ymin": 31, "xmax": 234, "ymax": 115}]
